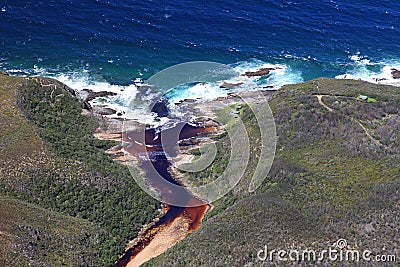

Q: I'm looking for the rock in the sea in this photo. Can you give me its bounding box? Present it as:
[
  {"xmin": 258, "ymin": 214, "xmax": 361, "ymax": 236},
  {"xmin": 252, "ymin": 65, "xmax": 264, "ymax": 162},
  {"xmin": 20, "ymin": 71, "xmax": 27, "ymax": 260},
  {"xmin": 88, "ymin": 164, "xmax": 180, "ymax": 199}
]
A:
[
  {"xmin": 92, "ymin": 106, "xmax": 117, "ymax": 115},
  {"xmin": 219, "ymin": 82, "xmax": 243, "ymax": 89},
  {"xmin": 81, "ymin": 89, "xmax": 117, "ymax": 101},
  {"xmin": 0, "ymin": 70, "xmax": 9, "ymax": 76},
  {"xmin": 176, "ymin": 98, "xmax": 196, "ymax": 106},
  {"xmin": 242, "ymin": 67, "xmax": 275, "ymax": 77},
  {"xmin": 391, "ymin": 69, "xmax": 400, "ymax": 79}
]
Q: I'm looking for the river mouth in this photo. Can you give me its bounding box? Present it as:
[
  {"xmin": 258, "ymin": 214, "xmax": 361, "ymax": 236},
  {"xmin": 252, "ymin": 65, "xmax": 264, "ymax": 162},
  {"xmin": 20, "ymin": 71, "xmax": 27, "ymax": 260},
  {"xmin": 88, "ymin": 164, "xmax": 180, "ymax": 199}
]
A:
[{"xmin": 114, "ymin": 118, "xmax": 217, "ymax": 267}]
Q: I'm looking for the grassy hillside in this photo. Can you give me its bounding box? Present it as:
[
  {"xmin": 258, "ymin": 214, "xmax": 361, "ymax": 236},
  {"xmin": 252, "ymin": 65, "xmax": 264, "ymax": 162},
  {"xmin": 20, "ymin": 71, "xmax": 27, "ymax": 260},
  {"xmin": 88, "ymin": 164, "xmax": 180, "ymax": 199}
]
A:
[
  {"xmin": 0, "ymin": 196, "xmax": 101, "ymax": 267},
  {"xmin": 146, "ymin": 78, "xmax": 400, "ymax": 266},
  {"xmin": 0, "ymin": 73, "xmax": 160, "ymax": 266}
]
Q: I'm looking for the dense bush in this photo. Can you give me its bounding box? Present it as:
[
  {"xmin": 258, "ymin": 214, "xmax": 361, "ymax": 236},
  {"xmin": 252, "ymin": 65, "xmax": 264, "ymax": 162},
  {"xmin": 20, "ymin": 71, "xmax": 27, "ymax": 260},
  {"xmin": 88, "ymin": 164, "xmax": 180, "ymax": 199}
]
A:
[
  {"xmin": 5, "ymin": 77, "xmax": 161, "ymax": 266},
  {"xmin": 146, "ymin": 78, "xmax": 400, "ymax": 267}
]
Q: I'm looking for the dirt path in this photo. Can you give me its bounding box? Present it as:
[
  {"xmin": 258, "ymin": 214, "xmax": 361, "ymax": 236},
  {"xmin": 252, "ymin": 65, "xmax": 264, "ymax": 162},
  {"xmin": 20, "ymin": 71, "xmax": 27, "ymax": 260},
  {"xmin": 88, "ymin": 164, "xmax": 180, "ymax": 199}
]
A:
[
  {"xmin": 313, "ymin": 92, "xmax": 381, "ymax": 146},
  {"xmin": 354, "ymin": 119, "xmax": 382, "ymax": 146},
  {"xmin": 316, "ymin": 94, "xmax": 333, "ymax": 112}
]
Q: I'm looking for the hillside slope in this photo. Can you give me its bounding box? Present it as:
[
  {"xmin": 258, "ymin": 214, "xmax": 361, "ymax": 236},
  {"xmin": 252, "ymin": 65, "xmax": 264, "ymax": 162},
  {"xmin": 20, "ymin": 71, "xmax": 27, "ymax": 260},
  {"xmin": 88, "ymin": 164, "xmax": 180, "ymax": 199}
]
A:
[
  {"xmin": 146, "ymin": 78, "xmax": 400, "ymax": 266},
  {"xmin": 0, "ymin": 73, "xmax": 159, "ymax": 266}
]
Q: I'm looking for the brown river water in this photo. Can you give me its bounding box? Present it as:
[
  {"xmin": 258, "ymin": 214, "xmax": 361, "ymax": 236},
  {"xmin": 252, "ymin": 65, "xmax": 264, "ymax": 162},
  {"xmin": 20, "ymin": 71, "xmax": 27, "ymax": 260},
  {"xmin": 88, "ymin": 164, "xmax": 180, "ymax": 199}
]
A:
[{"xmin": 114, "ymin": 121, "xmax": 215, "ymax": 266}]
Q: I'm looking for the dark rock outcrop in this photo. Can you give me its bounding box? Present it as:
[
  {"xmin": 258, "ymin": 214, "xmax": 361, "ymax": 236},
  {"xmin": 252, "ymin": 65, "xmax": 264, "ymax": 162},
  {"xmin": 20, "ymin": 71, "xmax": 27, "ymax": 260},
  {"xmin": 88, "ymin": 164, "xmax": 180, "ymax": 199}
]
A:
[
  {"xmin": 92, "ymin": 106, "xmax": 117, "ymax": 115},
  {"xmin": 81, "ymin": 89, "xmax": 117, "ymax": 102},
  {"xmin": 80, "ymin": 89, "xmax": 117, "ymax": 111},
  {"xmin": 391, "ymin": 68, "xmax": 400, "ymax": 79},
  {"xmin": 83, "ymin": 101, "xmax": 92, "ymax": 111},
  {"xmin": 63, "ymin": 85, "xmax": 77, "ymax": 97},
  {"xmin": 219, "ymin": 82, "xmax": 243, "ymax": 89},
  {"xmin": 242, "ymin": 67, "xmax": 276, "ymax": 77}
]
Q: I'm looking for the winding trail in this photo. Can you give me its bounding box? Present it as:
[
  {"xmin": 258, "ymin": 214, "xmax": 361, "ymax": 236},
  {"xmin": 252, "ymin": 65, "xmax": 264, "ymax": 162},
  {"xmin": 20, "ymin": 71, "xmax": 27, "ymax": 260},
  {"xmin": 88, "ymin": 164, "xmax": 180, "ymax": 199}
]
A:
[
  {"xmin": 313, "ymin": 93, "xmax": 382, "ymax": 146},
  {"xmin": 316, "ymin": 94, "xmax": 333, "ymax": 112},
  {"xmin": 353, "ymin": 119, "xmax": 382, "ymax": 146}
]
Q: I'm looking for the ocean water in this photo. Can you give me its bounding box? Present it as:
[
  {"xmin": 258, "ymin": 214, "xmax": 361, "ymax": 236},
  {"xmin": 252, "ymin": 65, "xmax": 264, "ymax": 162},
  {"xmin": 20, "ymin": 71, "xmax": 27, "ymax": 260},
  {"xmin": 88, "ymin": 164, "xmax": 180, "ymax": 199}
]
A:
[{"xmin": 1, "ymin": 0, "xmax": 400, "ymax": 115}]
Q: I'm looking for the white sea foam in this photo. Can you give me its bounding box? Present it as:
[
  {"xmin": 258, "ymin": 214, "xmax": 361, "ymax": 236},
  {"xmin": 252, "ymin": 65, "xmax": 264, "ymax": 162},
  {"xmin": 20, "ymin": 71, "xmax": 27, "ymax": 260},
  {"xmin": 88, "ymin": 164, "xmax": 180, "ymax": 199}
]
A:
[
  {"xmin": 29, "ymin": 59, "xmax": 304, "ymax": 126},
  {"xmin": 166, "ymin": 60, "xmax": 303, "ymax": 103},
  {"xmin": 349, "ymin": 54, "xmax": 372, "ymax": 65},
  {"xmin": 232, "ymin": 60, "xmax": 303, "ymax": 87},
  {"xmin": 167, "ymin": 82, "xmax": 229, "ymax": 103},
  {"xmin": 336, "ymin": 55, "xmax": 400, "ymax": 86},
  {"xmin": 54, "ymin": 72, "xmax": 159, "ymax": 123}
]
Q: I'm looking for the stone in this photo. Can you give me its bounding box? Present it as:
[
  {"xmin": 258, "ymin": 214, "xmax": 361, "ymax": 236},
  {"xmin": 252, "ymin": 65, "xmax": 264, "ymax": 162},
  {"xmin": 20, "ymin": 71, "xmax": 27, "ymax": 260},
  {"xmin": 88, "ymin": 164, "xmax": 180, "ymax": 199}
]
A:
[
  {"xmin": 81, "ymin": 89, "xmax": 117, "ymax": 101},
  {"xmin": 242, "ymin": 67, "xmax": 275, "ymax": 77},
  {"xmin": 391, "ymin": 69, "xmax": 400, "ymax": 79},
  {"xmin": 219, "ymin": 82, "xmax": 243, "ymax": 89},
  {"xmin": 92, "ymin": 106, "xmax": 117, "ymax": 115}
]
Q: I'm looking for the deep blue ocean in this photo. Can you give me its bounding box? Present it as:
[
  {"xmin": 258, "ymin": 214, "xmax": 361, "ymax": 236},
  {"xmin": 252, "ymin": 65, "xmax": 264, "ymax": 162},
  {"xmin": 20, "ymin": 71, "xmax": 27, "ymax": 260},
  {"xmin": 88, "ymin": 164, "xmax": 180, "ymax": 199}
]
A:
[{"xmin": 1, "ymin": 0, "xmax": 400, "ymax": 102}]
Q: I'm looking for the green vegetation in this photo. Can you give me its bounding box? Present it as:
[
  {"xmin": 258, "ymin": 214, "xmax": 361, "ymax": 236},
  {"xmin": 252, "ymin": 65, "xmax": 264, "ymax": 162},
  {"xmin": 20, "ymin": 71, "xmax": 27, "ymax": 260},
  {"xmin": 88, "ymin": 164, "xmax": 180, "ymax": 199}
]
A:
[
  {"xmin": 2, "ymin": 74, "xmax": 399, "ymax": 266},
  {"xmin": 146, "ymin": 78, "xmax": 400, "ymax": 266},
  {"xmin": 0, "ymin": 74, "xmax": 159, "ymax": 266},
  {"xmin": 0, "ymin": 196, "xmax": 101, "ymax": 267}
]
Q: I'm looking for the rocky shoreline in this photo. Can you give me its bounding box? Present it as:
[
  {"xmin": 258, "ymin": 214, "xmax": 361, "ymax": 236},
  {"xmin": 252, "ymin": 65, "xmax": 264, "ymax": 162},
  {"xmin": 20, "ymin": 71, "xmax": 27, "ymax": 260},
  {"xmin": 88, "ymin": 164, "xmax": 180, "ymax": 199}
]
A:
[{"xmin": 392, "ymin": 68, "xmax": 400, "ymax": 79}]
